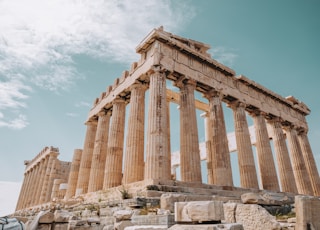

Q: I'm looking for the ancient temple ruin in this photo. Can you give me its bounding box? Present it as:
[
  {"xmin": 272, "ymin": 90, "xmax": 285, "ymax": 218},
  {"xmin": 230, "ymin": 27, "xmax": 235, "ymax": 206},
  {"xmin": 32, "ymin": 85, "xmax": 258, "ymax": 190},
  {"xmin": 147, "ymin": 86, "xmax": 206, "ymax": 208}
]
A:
[
  {"xmin": 15, "ymin": 146, "xmax": 71, "ymax": 210},
  {"xmin": 16, "ymin": 27, "xmax": 320, "ymax": 213}
]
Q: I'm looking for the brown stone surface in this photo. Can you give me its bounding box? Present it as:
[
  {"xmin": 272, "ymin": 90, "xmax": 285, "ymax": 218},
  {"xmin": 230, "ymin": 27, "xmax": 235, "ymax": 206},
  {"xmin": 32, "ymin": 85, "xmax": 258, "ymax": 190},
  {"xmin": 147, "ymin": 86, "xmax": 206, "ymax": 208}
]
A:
[{"xmin": 295, "ymin": 195, "xmax": 320, "ymax": 230}]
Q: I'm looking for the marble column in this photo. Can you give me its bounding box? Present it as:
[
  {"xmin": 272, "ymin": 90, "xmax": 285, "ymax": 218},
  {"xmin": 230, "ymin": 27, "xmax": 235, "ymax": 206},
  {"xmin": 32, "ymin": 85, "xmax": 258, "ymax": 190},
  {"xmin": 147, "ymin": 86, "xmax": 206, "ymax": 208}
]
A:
[
  {"xmin": 206, "ymin": 90, "xmax": 233, "ymax": 186},
  {"xmin": 16, "ymin": 170, "xmax": 30, "ymax": 210},
  {"xmin": 46, "ymin": 158, "xmax": 60, "ymax": 202},
  {"xmin": 268, "ymin": 118, "xmax": 297, "ymax": 193},
  {"xmin": 88, "ymin": 111, "xmax": 111, "ymax": 192},
  {"xmin": 34, "ymin": 157, "xmax": 48, "ymax": 204},
  {"xmin": 178, "ymin": 79, "xmax": 202, "ymax": 182},
  {"xmin": 30, "ymin": 164, "xmax": 41, "ymax": 206},
  {"xmin": 103, "ymin": 97, "xmax": 126, "ymax": 189},
  {"xmin": 285, "ymin": 126, "xmax": 313, "ymax": 195},
  {"xmin": 166, "ymin": 98, "xmax": 172, "ymax": 179},
  {"xmin": 201, "ymin": 112, "xmax": 214, "ymax": 184},
  {"xmin": 145, "ymin": 70, "xmax": 171, "ymax": 180},
  {"xmin": 76, "ymin": 120, "xmax": 97, "ymax": 195},
  {"xmin": 65, "ymin": 149, "xmax": 82, "ymax": 200},
  {"xmin": 26, "ymin": 167, "xmax": 37, "ymax": 207},
  {"xmin": 298, "ymin": 129, "xmax": 320, "ymax": 196},
  {"xmin": 123, "ymin": 84, "xmax": 146, "ymax": 184},
  {"xmin": 252, "ymin": 111, "xmax": 280, "ymax": 191},
  {"xmin": 21, "ymin": 169, "xmax": 33, "ymax": 209},
  {"xmin": 39, "ymin": 152, "xmax": 58, "ymax": 203},
  {"xmin": 230, "ymin": 102, "xmax": 259, "ymax": 189}
]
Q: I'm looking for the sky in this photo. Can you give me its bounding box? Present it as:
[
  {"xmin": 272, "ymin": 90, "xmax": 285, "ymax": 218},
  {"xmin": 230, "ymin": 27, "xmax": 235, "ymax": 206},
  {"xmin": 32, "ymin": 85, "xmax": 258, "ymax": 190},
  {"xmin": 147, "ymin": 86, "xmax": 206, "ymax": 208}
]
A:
[{"xmin": 1, "ymin": 0, "xmax": 320, "ymax": 190}]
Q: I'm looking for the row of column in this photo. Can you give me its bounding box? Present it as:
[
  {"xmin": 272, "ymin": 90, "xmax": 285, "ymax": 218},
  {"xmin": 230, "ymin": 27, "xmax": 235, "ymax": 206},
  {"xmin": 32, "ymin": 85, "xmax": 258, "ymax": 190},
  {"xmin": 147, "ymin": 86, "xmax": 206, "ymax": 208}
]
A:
[
  {"xmin": 16, "ymin": 151, "xmax": 59, "ymax": 210},
  {"xmin": 66, "ymin": 69, "xmax": 320, "ymax": 199}
]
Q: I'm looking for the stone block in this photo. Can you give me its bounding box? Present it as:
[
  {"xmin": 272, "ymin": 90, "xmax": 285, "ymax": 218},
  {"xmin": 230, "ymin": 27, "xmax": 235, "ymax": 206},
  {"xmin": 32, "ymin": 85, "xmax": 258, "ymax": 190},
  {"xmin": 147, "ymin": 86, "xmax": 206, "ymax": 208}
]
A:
[
  {"xmin": 241, "ymin": 192, "xmax": 292, "ymax": 205},
  {"xmin": 114, "ymin": 220, "xmax": 133, "ymax": 230},
  {"xmin": 169, "ymin": 223, "xmax": 244, "ymax": 230},
  {"xmin": 160, "ymin": 193, "xmax": 212, "ymax": 213},
  {"xmin": 39, "ymin": 211, "xmax": 54, "ymax": 224},
  {"xmin": 53, "ymin": 223, "xmax": 68, "ymax": 230},
  {"xmin": 113, "ymin": 210, "xmax": 133, "ymax": 222},
  {"xmin": 54, "ymin": 210, "xmax": 73, "ymax": 223},
  {"xmin": 100, "ymin": 207, "xmax": 113, "ymax": 217},
  {"xmin": 175, "ymin": 201, "xmax": 224, "ymax": 223},
  {"xmin": 131, "ymin": 214, "xmax": 175, "ymax": 227},
  {"xmin": 223, "ymin": 203, "xmax": 237, "ymax": 223},
  {"xmin": 37, "ymin": 224, "xmax": 52, "ymax": 230},
  {"xmin": 235, "ymin": 204, "xmax": 280, "ymax": 230},
  {"xmin": 102, "ymin": 225, "xmax": 114, "ymax": 230},
  {"xmin": 295, "ymin": 195, "xmax": 320, "ymax": 230},
  {"xmin": 125, "ymin": 226, "xmax": 168, "ymax": 230}
]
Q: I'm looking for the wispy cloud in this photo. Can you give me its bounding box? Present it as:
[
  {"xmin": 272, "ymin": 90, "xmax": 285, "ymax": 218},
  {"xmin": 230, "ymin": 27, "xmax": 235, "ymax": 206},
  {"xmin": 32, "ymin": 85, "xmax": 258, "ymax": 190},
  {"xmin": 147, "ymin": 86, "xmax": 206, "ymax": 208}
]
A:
[
  {"xmin": 209, "ymin": 47, "xmax": 238, "ymax": 67},
  {"xmin": 75, "ymin": 101, "xmax": 91, "ymax": 108},
  {"xmin": 0, "ymin": 113, "xmax": 29, "ymax": 129},
  {"xmin": 0, "ymin": 0, "xmax": 195, "ymax": 129}
]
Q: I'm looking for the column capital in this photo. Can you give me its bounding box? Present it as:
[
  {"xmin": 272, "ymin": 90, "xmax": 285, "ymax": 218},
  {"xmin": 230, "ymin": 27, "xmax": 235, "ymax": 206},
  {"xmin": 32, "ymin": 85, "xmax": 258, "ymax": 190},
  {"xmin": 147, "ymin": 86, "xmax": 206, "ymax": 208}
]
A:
[
  {"xmin": 129, "ymin": 81, "xmax": 148, "ymax": 92},
  {"xmin": 203, "ymin": 89, "xmax": 223, "ymax": 100},
  {"xmin": 227, "ymin": 100, "xmax": 246, "ymax": 110},
  {"xmin": 174, "ymin": 76, "xmax": 196, "ymax": 89}
]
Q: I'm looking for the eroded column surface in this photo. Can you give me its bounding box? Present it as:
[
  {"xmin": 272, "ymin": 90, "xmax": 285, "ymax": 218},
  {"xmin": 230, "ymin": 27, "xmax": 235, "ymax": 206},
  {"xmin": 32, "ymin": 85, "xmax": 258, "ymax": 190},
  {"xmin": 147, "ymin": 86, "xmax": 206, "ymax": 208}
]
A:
[
  {"xmin": 252, "ymin": 111, "xmax": 279, "ymax": 191},
  {"xmin": 39, "ymin": 152, "xmax": 58, "ymax": 203},
  {"xmin": 230, "ymin": 102, "xmax": 259, "ymax": 189},
  {"xmin": 145, "ymin": 70, "xmax": 171, "ymax": 180},
  {"xmin": 201, "ymin": 112, "xmax": 213, "ymax": 184},
  {"xmin": 285, "ymin": 126, "xmax": 313, "ymax": 195},
  {"xmin": 34, "ymin": 157, "xmax": 48, "ymax": 205},
  {"xmin": 17, "ymin": 169, "xmax": 31, "ymax": 210},
  {"xmin": 76, "ymin": 120, "xmax": 97, "ymax": 195},
  {"xmin": 30, "ymin": 164, "xmax": 41, "ymax": 206},
  {"xmin": 206, "ymin": 90, "xmax": 233, "ymax": 186},
  {"xmin": 88, "ymin": 111, "xmax": 111, "ymax": 192},
  {"xmin": 268, "ymin": 118, "xmax": 297, "ymax": 193},
  {"xmin": 103, "ymin": 97, "xmax": 126, "ymax": 189},
  {"xmin": 178, "ymin": 79, "xmax": 202, "ymax": 182},
  {"xmin": 298, "ymin": 129, "xmax": 320, "ymax": 196},
  {"xmin": 123, "ymin": 84, "xmax": 146, "ymax": 184},
  {"xmin": 65, "ymin": 149, "xmax": 82, "ymax": 200}
]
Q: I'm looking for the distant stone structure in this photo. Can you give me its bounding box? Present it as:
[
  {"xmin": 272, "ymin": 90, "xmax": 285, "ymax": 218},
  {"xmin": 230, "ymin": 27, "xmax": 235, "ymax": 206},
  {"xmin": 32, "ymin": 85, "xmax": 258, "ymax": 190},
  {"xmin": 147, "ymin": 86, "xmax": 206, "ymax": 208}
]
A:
[
  {"xmin": 15, "ymin": 27, "xmax": 320, "ymax": 222},
  {"xmin": 15, "ymin": 146, "xmax": 71, "ymax": 210}
]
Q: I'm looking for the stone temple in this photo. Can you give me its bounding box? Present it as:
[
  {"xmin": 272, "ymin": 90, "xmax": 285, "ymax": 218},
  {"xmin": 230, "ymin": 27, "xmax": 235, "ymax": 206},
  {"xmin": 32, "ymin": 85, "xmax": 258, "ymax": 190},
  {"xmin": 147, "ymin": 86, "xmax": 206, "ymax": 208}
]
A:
[{"xmin": 13, "ymin": 27, "xmax": 320, "ymax": 229}]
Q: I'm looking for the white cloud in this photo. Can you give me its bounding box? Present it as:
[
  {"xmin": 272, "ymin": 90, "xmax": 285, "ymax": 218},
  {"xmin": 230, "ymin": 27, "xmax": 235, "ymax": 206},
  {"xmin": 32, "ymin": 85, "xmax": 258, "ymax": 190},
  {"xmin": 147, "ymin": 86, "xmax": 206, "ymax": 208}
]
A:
[
  {"xmin": 0, "ymin": 0, "xmax": 195, "ymax": 129},
  {"xmin": 210, "ymin": 47, "xmax": 238, "ymax": 67},
  {"xmin": 75, "ymin": 101, "xmax": 91, "ymax": 108},
  {"xmin": 66, "ymin": 112, "xmax": 79, "ymax": 117},
  {"xmin": 0, "ymin": 114, "xmax": 29, "ymax": 129}
]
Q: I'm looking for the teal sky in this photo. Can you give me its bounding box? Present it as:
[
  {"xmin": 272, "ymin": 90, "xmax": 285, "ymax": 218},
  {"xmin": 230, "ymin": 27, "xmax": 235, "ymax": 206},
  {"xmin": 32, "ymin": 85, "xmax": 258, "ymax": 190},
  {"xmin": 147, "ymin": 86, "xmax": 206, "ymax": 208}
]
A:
[{"xmin": 1, "ymin": 0, "xmax": 319, "ymax": 184}]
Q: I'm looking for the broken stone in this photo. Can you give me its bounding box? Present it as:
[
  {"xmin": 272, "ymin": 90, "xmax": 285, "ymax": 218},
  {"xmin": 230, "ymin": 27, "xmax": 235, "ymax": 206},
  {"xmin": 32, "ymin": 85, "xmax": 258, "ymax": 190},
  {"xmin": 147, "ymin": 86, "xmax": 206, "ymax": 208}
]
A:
[
  {"xmin": 38, "ymin": 210, "xmax": 54, "ymax": 224},
  {"xmin": 113, "ymin": 210, "xmax": 133, "ymax": 222},
  {"xmin": 175, "ymin": 201, "xmax": 224, "ymax": 223}
]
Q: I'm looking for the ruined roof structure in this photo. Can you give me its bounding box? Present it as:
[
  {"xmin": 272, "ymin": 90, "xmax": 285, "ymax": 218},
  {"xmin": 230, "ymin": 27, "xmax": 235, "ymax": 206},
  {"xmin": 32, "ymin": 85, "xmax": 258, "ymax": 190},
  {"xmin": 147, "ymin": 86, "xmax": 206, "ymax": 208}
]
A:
[{"xmin": 14, "ymin": 28, "xmax": 320, "ymax": 229}]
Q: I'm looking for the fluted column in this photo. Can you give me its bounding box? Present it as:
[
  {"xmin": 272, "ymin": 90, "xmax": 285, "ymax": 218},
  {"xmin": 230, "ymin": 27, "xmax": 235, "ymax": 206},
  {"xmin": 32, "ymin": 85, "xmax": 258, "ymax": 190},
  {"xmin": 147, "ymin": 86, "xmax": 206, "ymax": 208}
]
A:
[
  {"xmin": 298, "ymin": 129, "xmax": 320, "ymax": 196},
  {"xmin": 230, "ymin": 102, "xmax": 259, "ymax": 189},
  {"xmin": 103, "ymin": 97, "xmax": 126, "ymax": 189},
  {"xmin": 123, "ymin": 84, "xmax": 147, "ymax": 184},
  {"xmin": 39, "ymin": 152, "xmax": 58, "ymax": 203},
  {"xmin": 30, "ymin": 164, "xmax": 41, "ymax": 206},
  {"xmin": 65, "ymin": 149, "xmax": 82, "ymax": 200},
  {"xmin": 205, "ymin": 90, "xmax": 233, "ymax": 186},
  {"xmin": 34, "ymin": 157, "xmax": 48, "ymax": 204},
  {"xmin": 201, "ymin": 112, "xmax": 213, "ymax": 184},
  {"xmin": 252, "ymin": 111, "xmax": 279, "ymax": 191},
  {"xmin": 88, "ymin": 111, "xmax": 111, "ymax": 192},
  {"xmin": 76, "ymin": 120, "xmax": 97, "ymax": 195},
  {"xmin": 145, "ymin": 70, "xmax": 171, "ymax": 180},
  {"xmin": 17, "ymin": 170, "xmax": 31, "ymax": 210},
  {"xmin": 46, "ymin": 158, "xmax": 59, "ymax": 202},
  {"xmin": 25, "ymin": 167, "xmax": 37, "ymax": 207},
  {"xmin": 15, "ymin": 172, "xmax": 27, "ymax": 210},
  {"xmin": 268, "ymin": 118, "xmax": 297, "ymax": 193},
  {"xmin": 167, "ymin": 98, "xmax": 172, "ymax": 179},
  {"xmin": 177, "ymin": 79, "xmax": 202, "ymax": 182},
  {"xmin": 285, "ymin": 126, "xmax": 313, "ymax": 195}
]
